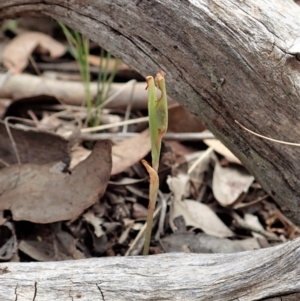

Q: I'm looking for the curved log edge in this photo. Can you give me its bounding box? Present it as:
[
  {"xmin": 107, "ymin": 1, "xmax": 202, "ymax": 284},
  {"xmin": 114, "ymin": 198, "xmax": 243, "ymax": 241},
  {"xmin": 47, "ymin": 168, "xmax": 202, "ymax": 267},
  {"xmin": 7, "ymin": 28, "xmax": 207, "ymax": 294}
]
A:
[
  {"xmin": 1, "ymin": 0, "xmax": 300, "ymax": 224},
  {"xmin": 0, "ymin": 237, "xmax": 299, "ymax": 300}
]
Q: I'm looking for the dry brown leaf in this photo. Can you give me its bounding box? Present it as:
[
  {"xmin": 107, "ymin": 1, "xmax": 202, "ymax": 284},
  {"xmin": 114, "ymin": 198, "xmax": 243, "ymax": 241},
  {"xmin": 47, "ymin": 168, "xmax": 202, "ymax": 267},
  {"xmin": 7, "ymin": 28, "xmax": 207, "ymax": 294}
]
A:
[
  {"xmin": 3, "ymin": 31, "xmax": 66, "ymax": 73},
  {"xmin": 173, "ymin": 199, "xmax": 234, "ymax": 238},
  {"xmin": 0, "ymin": 140, "xmax": 112, "ymax": 223},
  {"xmin": 0, "ymin": 120, "xmax": 70, "ymax": 168},
  {"xmin": 18, "ymin": 240, "xmax": 54, "ymax": 262},
  {"xmin": 168, "ymin": 105, "xmax": 205, "ymax": 133},
  {"xmin": 70, "ymin": 130, "xmax": 151, "ymax": 175},
  {"xmin": 55, "ymin": 231, "xmax": 85, "ymax": 260},
  {"xmin": 111, "ymin": 129, "xmax": 151, "ymax": 175},
  {"xmin": 212, "ymin": 160, "xmax": 254, "ymax": 206},
  {"xmin": 203, "ymin": 139, "xmax": 241, "ymax": 164},
  {"xmin": 167, "ymin": 175, "xmax": 234, "ymax": 238}
]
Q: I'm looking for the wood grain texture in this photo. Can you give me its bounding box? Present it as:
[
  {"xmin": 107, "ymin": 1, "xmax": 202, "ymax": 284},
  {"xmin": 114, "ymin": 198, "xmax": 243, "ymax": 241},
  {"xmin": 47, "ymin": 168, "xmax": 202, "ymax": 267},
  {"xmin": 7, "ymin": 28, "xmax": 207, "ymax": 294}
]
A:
[
  {"xmin": 1, "ymin": 2, "xmax": 300, "ymax": 299},
  {"xmin": 2, "ymin": 0, "xmax": 300, "ymax": 224},
  {"xmin": 0, "ymin": 237, "xmax": 300, "ymax": 300}
]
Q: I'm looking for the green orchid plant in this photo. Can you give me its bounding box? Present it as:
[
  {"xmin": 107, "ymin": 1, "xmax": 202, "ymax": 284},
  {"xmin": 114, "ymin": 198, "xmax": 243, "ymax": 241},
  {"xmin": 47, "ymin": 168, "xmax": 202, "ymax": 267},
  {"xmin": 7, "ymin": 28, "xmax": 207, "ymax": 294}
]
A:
[{"xmin": 142, "ymin": 71, "xmax": 168, "ymax": 255}]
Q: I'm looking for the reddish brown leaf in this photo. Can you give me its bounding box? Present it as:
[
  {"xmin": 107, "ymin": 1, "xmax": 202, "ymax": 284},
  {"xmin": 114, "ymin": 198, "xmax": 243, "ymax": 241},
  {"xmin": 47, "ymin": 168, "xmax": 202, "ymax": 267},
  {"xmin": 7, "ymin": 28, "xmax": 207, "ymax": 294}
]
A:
[
  {"xmin": 0, "ymin": 120, "xmax": 70, "ymax": 168},
  {"xmin": 0, "ymin": 140, "xmax": 112, "ymax": 223}
]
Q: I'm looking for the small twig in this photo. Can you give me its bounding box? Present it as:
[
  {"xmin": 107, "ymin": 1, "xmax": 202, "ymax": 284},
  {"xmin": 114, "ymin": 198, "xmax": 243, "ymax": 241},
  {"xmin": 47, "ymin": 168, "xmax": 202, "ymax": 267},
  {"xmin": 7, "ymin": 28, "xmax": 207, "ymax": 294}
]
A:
[
  {"xmin": 27, "ymin": 110, "xmax": 41, "ymax": 128},
  {"xmin": 0, "ymin": 158, "xmax": 9, "ymax": 167},
  {"xmin": 155, "ymin": 191, "xmax": 169, "ymax": 241},
  {"xmin": 64, "ymin": 116, "xmax": 149, "ymax": 137},
  {"xmin": 124, "ymin": 205, "xmax": 161, "ymax": 256},
  {"xmin": 234, "ymin": 194, "xmax": 269, "ymax": 209},
  {"xmin": 122, "ymin": 80, "xmax": 136, "ymax": 133},
  {"xmin": 98, "ymin": 79, "xmax": 137, "ymax": 109},
  {"xmin": 4, "ymin": 117, "xmax": 26, "ymax": 166},
  {"xmin": 187, "ymin": 146, "xmax": 214, "ymax": 175},
  {"xmin": 235, "ymin": 120, "xmax": 300, "ymax": 146},
  {"xmin": 28, "ymin": 55, "xmax": 41, "ymax": 76}
]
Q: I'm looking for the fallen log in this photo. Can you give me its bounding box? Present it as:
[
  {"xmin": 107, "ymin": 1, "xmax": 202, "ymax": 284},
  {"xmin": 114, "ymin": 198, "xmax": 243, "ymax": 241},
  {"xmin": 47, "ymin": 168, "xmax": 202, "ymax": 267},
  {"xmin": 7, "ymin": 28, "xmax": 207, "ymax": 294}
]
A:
[
  {"xmin": 1, "ymin": 1, "xmax": 300, "ymax": 300},
  {"xmin": 0, "ymin": 237, "xmax": 299, "ymax": 301}
]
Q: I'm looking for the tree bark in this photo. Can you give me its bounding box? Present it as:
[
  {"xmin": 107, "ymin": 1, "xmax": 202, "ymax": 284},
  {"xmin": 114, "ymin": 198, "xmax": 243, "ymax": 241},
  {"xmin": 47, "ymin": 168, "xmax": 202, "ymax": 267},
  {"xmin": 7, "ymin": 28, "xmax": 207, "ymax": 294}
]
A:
[
  {"xmin": 2, "ymin": 0, "xmax": 300, "ymax": 224},
  {"xmin": 0, "ymin": 237, "xmax": 300, "ymax": 300},
  {"xmin": 1, "ymin": 1, "xmax": 300, "ymax": 300}
]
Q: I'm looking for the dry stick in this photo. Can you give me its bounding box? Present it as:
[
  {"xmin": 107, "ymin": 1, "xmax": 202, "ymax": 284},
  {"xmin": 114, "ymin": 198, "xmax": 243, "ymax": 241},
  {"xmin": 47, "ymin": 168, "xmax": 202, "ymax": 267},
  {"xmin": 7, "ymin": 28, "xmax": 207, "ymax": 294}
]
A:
[
  {"xmin": 79, "ymin": 131, "xmax": 215, "ymax": 141},
  {"xmin": 3, "ymin": 117, "xmax": 36, "ymax": 190},
  {"xmin": 122, "ymin": 80, "xmax": 136, "ymax": 133},
  {"xmin": 80, "ymin": 116, "xmax": 148, "ymax": 133},
  {"xmin": 4, "ymin": 116, "xmax": 36, "ymax": 166},
  {"xmin": 155, "ymin": 191, "xmax": 170, "ymax": 240},
  {"xmin": 28, "ymin": 54, "xmax": 41, "ymax": 76},
  {"xmin": 0, "ymin": 158, "xmax": 10, "ymax": 167},
  {"xmin": 84, "ymin": 79, "xmax": 137, "ymax": 124},
  {"xmin": 125, "ymin": 205, "xmax": 162, "ymax": 256},
  {"xmin": 234, "ymin": 194, "xmax": 269, "ymax": 209},
  {"xmin": 187, "ymin": 146, "xmax": 214, "ymax": 175},
  {"xmin": 99, "ymin": 79, "xmax": 137, "ymax": 109},
  {"xmin": 43, "ymin": 82, "xmax": 84, "ymax": 130}
]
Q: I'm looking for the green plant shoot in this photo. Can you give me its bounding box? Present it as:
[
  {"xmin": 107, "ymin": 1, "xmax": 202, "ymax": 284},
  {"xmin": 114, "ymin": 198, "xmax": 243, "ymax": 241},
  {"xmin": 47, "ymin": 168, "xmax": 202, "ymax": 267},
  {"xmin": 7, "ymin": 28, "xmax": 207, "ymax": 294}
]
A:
[
  {"xmin": 147, "ymin": 71, "xmax": 168, "ymax": 172},
  {"xmin": 143, "ymin": 71, "xmax": 168, "ymax": 255}
]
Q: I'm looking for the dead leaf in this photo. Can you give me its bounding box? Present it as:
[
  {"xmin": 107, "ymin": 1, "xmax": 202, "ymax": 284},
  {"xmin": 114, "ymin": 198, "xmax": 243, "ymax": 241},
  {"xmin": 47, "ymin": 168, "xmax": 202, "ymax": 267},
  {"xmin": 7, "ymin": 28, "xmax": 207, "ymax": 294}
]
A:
[
  {"xmin": 3, "ymin": 31, "xmax": 66, "ymax": 73},
  {"xmin": 244, "ymin": 213, "xmax": 265, "ymax": 238},
  {"xmin": 132, "ymin": 203, "xmax": 148, "ymax": 219},
  {"xmin": 0, "ymin": 140, "xmax": 112, "ymax": 223},
  {"xmin": 174, "ymin": 199, "xmax": 234, "ymax": 238},
  {"xmin": 0, "ymin": 222, "xmax": 17, "ymax": 261},
  {"xmin": 168, "ymin": 105, "xmax": 205, "ymax": 133},
  {"xmin": 212, "ymin": 160, "xmax": 254, "ymax": 206},
  {"xmin": 0, "ymin": 120, "xmax": 70, "ymax": 168},
  {"xmin": 70, "ymin": 145, "xmax": 90, "ymax": 169},
  {"xmin": 204, "ymin": 139, "xmax": 241, "ymax": 164},
  {"xmin": 18, "ymin": 240, "xmax": 54, "ymax": 262},
  {"xmin": 55, "ymin": 231, "xmax": 85, "ymax": 260},
  {"xmin": 167, "ymin": 175, "xmax": 234, "ymax": 238},
  {"xmin": 161, "ymin": 233, "xmax": 244, "ymax": 253},
  {"xmin": 70, "ymin": 130, "xmax": 151, "ymax": 175},
  {"xmin": 111, "ymin": 129, "xmax": 151, "ymax": 175},
  {"xmin": 83, "ymin": 211, "xmax": 105, "ymax": 238}
]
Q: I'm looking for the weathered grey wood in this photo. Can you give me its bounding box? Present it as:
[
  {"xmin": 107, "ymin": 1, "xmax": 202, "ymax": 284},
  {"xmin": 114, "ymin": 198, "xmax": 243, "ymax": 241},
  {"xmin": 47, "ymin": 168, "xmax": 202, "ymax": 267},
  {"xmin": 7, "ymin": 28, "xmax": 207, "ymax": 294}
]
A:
[
  {"xmin": 0, "ymin": 238, "xmax": 299, "ymax": 301},
  {"xmin": 1, "ymin": 1, "xmax": 300, "ymax": 300},
  {"xmin": 1, "ymin": 0, "xmax": 300, "ymax": 224}
]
